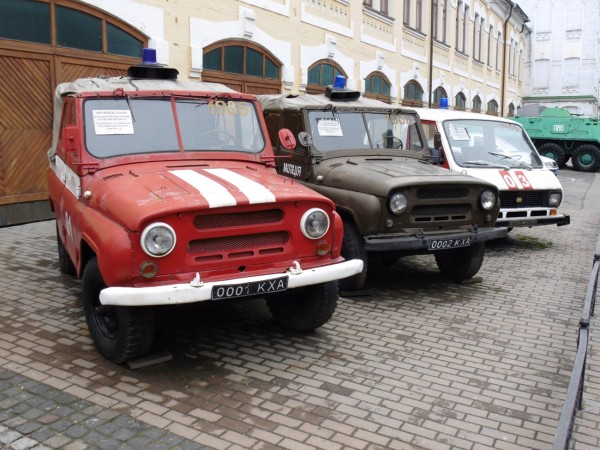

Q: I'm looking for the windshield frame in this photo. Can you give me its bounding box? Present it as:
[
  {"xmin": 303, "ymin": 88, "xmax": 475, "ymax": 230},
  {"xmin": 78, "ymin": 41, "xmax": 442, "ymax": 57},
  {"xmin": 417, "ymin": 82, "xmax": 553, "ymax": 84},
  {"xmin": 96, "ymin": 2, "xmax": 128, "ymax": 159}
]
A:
[
  {"xmin": 83, "ymin": 95, "xmax": 266, "ymax": 159},
  {"xmin": 440, "ymin": 118, "xmax": 543, "ymax": 170},
  {"xmin": 305, "ymin": 108, "xmax": 427, "ymax": 156}
]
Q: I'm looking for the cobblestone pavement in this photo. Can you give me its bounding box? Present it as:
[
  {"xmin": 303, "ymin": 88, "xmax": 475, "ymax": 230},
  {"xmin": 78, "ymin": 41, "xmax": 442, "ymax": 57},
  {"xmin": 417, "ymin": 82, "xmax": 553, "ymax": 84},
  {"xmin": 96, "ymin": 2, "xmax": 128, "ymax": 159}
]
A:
[{"xmin": 0, "ymin": 167, "xmax": 599, "ymax": 450}]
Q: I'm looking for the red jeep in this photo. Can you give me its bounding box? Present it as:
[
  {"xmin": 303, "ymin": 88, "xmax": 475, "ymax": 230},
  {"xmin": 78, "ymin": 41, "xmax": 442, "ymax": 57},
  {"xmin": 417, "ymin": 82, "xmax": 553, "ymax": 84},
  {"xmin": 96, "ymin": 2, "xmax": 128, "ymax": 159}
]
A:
[{"xmin": 47, "ymin": 56, "xmax": 362, "ymax": 364}]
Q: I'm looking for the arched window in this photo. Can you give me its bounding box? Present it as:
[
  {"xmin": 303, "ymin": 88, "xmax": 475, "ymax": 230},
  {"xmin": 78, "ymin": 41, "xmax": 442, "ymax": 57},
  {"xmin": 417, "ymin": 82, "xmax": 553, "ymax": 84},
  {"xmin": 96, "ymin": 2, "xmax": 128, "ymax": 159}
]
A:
[
  {"xmin": 202, "ymin": 40, "xmax": 282, "ymax": 94},
  {"xmin": 402, "ymin": 80, "xmax": 424, "ymax": 107},
  {"xmin": 487, "ymin": 99, "xmax": 499, "ymax": 115},
  {"xmin": 0, "ymin": 0, "xmax": 145, "ymax": 57},
  {"xmin": 472, "ymin": 95, "xmax": 482, "ymax": 113},
  {"xmin": 433, "ymin": 87, "xmax": 448, "ymax": 108},
  {"xmin": 307, "ymin": 60, "xmax": 347, "ymax": 94},
  {"xmin": 364, "ymin": 71, "xmax": 392, "ymax": 103},
  {"xmin": 508, "ymin": 103, "xmax": 515, "ymax": 117},
  {"xmin": 455, "ymin": 92, "xmax": 467, "ymax": 110},
  {"xmin": 0, "ymin": 0, "xmax": 148, "ymax": 222}
]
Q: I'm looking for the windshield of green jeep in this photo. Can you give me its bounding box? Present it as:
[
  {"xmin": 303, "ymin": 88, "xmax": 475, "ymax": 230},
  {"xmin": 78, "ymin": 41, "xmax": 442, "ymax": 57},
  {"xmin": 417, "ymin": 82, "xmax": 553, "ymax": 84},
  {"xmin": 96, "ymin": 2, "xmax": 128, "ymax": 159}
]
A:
[
  {"xmin": 83, "ymin": 97, "xmax": 265, "ymax": 158},
  {"xmin": 307, "ymin": 110, "xmax": 425, "ymax": 153},
  {"xmin": 442, "ymin": 119, "xmax": 543, "ymax": 169}
]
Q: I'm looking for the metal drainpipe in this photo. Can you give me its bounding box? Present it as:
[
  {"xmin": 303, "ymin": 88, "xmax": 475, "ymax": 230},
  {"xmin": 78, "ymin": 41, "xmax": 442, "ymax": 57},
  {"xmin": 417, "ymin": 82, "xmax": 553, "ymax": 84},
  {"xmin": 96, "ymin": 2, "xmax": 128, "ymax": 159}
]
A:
[
  {"xmin": 428, "ymin": 0, "xmax": 435, "ymax": 108},
  {"xmin": 501, "ymin": 1, "xmax": 514, "ymax": 116}
]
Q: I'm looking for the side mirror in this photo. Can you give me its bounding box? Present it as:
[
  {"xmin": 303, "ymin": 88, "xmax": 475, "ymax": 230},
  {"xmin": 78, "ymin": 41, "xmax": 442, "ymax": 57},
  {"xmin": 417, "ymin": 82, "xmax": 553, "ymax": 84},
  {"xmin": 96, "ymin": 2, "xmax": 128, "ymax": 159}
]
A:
[
  {"xmin": 63, "ymin": 125, "xmax": 78, "ymax": 151},
  {"xmin": 433, "ymin": 131, "xmax": 443, "ymax": 150},
  {"xmin": 430, "ymin": 147, "xmax": 443, "ymax": 164},
  {"xmin": 62, "ymin": 125, "xmax": 80, "ymax": 164},
  {"xmin": 430, "ymin": 132, "xmax": 445, "ymax": 164},
  {"xmin": 278, "ymin": 128, "xmax": 296, "ymax": 151}
]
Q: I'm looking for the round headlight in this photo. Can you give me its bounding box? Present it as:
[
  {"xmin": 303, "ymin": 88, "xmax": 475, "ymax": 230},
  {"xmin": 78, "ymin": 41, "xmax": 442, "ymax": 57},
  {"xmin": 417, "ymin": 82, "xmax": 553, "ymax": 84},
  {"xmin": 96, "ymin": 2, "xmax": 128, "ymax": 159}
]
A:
[
  {"xmin": 479, "ymin": 190, "xmax": 496, "ymax": 211},
  {"xmin": 389, "ymin": 193, "xmax": 408, "ymax": 215},
  {"xmin": 548, "ymin": 192, "xmax": 562, "ymax": 207},
  {"xmin": 141, "ymin": 222, "xmax": 176, "ymax": 257},
  {"xmin": 301, "ymin": 208, "xmax": 330, "ymax": 239}
]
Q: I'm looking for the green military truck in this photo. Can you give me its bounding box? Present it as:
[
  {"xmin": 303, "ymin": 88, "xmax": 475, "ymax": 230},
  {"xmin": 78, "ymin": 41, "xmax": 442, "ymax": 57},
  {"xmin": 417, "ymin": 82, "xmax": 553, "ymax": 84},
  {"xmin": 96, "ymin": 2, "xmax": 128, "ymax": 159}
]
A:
[{"xmin": 513, "ymin": 107, "xmax": 600, "ymax": 172}]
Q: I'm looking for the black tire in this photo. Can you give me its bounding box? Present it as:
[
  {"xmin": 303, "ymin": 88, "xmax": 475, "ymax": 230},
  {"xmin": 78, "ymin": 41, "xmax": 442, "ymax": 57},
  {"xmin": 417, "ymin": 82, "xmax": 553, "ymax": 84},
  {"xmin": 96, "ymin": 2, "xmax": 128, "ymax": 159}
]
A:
[
  {"xmin": 266, "ymin": 281, "xmax": 338, "ymax": 331},
  {"xmin": 339, "ymin": 220, "xmax": 367, "ymax": 291},
  {"xmin": 571, "ymin": 144, "xmax": 600, "ymax": 172},
  {"xmin": 82, "ymin": 257, "xmax": 154, "ymax": 364},
  {"xmin": 56, "ymin": 224, "xmax": 76, "ymax": 276},
  {"xmin": 538, "ymin": 143, "xmax": 566, "ymax": 168},
  {"xmin": 434, "ymin": 242, "xmax": 485, "ymax": 281}
]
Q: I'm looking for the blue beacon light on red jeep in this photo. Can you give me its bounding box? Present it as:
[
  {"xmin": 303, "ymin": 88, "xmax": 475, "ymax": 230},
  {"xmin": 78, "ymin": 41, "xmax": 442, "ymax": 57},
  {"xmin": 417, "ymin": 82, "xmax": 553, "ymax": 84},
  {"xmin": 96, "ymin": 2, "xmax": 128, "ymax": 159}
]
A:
[{"xmin": 127, "ymin": 47, "xmax": 179, "ymax": 80}]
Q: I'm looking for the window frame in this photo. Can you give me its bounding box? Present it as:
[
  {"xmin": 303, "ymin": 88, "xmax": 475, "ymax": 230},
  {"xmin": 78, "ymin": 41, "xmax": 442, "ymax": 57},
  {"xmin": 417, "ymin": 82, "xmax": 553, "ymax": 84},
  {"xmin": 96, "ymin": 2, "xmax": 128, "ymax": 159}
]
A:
[
  {"xmin": 306, "ymin": 59, "xmax": 348, "ymax": 94},
  {"xmin": 0, "ymin": 0, "xmax": 146, "ymax": 58},
  {"xmin": 455, "ymin": 92, "xmax": 467, "ymax": 110},
  {"xmin": 364, "ymin": 71, "xmax": 392, "ymax": 104},
  {"xmin": 472, "ymin": 95, "xmax": 482, "ymax": 113},
  {"xmin": 402, "ymin": 80, "xmax": 424, "ymax": 107},
  {"xmin": 486, "ymin": 99, "xmax": 499, "ymax": 116}
]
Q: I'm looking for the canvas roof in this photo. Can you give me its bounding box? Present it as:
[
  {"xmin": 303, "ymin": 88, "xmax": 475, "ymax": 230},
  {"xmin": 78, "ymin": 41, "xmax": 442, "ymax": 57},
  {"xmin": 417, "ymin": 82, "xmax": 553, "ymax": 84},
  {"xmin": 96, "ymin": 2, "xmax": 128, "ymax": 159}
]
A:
[
  {"xmin": 257, "ymin": 93, "xmax": 417, "ymax": 113},
  {"xmin": 50, "ymin": 76, "xmax": 235, "ymax": 158}
]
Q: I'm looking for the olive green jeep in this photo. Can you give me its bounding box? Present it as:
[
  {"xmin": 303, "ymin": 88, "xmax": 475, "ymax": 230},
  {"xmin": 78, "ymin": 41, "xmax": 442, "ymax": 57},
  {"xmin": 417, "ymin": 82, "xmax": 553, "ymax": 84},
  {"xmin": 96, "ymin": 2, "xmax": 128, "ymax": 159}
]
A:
[{"xmin": 258, "ymin": 84, "xmax": 505, "ymax": 290}]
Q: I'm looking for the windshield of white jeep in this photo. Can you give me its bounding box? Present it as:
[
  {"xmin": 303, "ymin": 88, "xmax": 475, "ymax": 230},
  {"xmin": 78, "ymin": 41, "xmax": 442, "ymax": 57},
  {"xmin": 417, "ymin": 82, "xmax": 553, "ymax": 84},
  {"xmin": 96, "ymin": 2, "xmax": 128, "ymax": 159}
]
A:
[
  {"xmin": 441, "ymin": 119, "xmax": 543, "ymax": 169},
  {"xmin": 83, "ymin": 97, "xmax": 265, "ymax": 158},
  {"xmin": 307, "ymin": 110, "xmax": 425, "ymax": 153}
]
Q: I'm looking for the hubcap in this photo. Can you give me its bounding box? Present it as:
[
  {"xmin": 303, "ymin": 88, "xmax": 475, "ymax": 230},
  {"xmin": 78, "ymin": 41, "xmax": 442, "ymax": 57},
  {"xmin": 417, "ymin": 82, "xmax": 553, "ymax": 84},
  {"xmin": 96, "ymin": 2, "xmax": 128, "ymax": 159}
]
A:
[
  {"xmin": 580, "ymin": 153, "xmax": 593, "ymax": 165},
  {"xmin": 543, "ymin": 151, "xmax": 555, "ymax": 159}
]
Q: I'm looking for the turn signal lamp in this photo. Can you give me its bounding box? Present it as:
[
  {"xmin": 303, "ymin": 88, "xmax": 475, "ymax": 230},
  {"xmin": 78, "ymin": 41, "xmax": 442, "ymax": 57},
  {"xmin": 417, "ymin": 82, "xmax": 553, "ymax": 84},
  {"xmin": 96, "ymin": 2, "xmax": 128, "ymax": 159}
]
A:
[{"xmin": 314, "ymin": 239, "xmax": 330, "ymax": 256}]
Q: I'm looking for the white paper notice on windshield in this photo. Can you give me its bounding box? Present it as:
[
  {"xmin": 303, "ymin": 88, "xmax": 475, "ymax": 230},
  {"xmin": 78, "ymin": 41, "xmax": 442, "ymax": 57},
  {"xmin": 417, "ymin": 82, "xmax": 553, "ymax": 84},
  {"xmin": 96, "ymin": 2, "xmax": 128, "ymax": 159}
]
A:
[
  {"xmin": 93, "ymin": 110, "xmax": 134, "ymax": 135},
  {"xmin": 317, "ymin": 118, "xmax": 343, "ymax": 136},
  {"xmin": 448, "ymin": 124, "xmax": 470, "ymax": 141}
]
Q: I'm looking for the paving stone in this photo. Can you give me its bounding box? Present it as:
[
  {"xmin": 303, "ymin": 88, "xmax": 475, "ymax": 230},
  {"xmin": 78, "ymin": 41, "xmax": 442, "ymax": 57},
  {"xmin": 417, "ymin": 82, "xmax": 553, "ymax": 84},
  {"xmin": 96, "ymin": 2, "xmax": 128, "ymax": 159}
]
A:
[{"xmin": 0, "ymin": 183, "xmax": 599, "ymax": 449}]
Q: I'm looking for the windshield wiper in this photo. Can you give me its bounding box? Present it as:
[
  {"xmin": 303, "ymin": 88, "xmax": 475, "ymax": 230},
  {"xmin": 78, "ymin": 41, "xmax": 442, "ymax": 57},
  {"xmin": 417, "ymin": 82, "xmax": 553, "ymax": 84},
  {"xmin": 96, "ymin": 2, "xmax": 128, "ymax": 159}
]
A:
[
  {"xmin": 488, "ymin": 151, "xmax": 511, "ymax": 160},
  {"xmin": 463, "ymin": 160, "xmax": 510, "ymax": 169},
  {"xmin": 488, "ymin": 152, "xmax": 532, "ymax": 169}
]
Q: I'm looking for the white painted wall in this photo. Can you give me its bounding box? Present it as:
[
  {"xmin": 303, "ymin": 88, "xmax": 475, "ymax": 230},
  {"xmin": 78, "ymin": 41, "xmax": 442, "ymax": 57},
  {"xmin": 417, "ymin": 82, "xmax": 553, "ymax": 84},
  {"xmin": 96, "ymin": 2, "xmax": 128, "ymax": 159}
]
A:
[{"xmin": 518, "ymin": 0, "xmax": 600, "ymax": 117}]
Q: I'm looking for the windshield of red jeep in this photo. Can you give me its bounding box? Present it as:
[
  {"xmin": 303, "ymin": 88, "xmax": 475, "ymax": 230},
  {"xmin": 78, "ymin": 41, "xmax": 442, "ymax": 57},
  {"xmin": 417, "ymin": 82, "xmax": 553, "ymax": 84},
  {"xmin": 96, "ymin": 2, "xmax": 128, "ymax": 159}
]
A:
[
  {"xmin": 307, "ymin": 110, "xmax": 425, "ymax": 153},
  {"xmin": 83, "ymin": 97, "xmax": 266, "ymax": 158}
]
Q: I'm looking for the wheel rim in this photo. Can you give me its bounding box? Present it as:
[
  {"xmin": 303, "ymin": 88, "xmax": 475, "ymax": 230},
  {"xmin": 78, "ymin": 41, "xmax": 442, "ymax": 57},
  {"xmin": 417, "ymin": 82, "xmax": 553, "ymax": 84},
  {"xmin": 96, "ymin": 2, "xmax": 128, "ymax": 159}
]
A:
[
  {"xmin": 542, "ymin": 151, "xmax": 555, "ymax": 160},
  {"xmin": 579, "ymin": 153, "xmax": 593, "ymax": 166},
  {"xmin": 91, "ymin": 283, "xmax": 118, "ymax": 339}
]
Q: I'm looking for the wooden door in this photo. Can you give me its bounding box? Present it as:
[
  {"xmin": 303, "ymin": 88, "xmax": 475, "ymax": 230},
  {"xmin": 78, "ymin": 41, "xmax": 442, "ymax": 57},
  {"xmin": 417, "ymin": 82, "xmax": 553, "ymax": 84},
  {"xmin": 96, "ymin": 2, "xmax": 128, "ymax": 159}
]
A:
[{"xmin": 0, "ymin": 50, "xmax": 53, "ymax": 206}]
